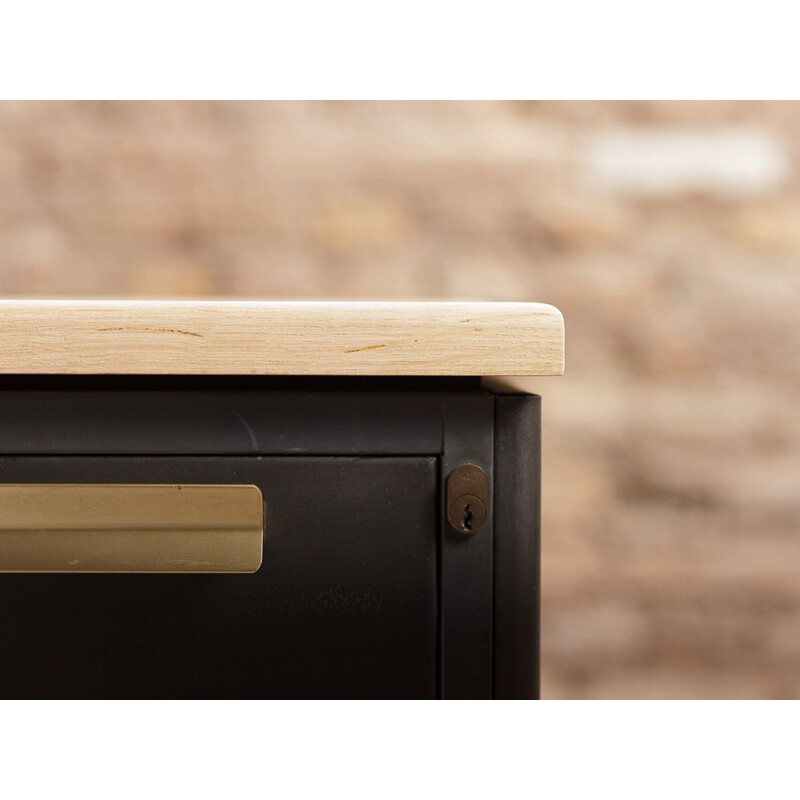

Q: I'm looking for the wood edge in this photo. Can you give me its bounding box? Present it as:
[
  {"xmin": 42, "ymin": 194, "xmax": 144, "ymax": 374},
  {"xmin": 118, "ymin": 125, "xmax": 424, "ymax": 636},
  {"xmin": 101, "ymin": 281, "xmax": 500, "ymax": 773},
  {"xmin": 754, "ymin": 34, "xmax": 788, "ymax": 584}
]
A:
[{"xmin": 0, "ymin": 299, "xmax": 566, "ymax": 377}]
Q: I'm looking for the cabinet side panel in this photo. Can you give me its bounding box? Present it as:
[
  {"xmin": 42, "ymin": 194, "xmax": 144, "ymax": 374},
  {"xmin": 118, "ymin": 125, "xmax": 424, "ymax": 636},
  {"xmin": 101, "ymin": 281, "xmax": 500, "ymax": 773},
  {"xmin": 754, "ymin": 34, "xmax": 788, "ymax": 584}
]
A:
[{"xmin": 493, "ymin": 395, "xmax": 541, "ymax": 699}]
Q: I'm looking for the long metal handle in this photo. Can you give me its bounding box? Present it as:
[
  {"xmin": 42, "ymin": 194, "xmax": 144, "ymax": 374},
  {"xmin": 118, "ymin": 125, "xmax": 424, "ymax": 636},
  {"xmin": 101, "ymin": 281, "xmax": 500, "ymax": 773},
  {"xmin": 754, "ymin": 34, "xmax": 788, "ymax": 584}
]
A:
[{"xmin": 0, "ymin": 484, "xmax": 263, "ymax": 573}]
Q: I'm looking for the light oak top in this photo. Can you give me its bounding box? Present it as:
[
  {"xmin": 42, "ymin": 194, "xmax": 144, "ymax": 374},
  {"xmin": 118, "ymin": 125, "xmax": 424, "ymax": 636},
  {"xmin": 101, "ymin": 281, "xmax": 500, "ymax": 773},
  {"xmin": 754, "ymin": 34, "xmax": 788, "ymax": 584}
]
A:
[{"xmin": 0, "ymin": 300, "xmax": 564, "ymax": 377}]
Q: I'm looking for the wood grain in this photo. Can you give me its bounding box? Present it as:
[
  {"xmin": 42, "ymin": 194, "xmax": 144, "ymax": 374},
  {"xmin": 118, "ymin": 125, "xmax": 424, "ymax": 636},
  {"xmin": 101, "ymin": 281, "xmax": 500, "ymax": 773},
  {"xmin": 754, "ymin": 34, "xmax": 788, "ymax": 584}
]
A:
[{"xmin": 0, "ymin": 300, "xmax": 564, "ymax": 376}]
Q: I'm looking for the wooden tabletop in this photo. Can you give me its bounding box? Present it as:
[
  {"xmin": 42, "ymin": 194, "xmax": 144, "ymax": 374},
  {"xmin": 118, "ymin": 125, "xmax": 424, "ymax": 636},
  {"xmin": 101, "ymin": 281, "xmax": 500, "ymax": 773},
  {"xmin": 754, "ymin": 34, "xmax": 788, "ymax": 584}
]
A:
[{"xmin": 0, "ymin": 300, "xmax": 564, "ymax": 376}]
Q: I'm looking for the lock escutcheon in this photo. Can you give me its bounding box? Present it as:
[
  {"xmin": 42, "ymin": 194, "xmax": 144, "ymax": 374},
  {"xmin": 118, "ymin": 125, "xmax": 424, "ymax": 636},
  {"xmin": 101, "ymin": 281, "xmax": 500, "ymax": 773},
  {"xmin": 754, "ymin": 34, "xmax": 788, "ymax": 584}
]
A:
[{"xmin": 446, "ymin": 463, "xmax": 490, "ymax": 534}]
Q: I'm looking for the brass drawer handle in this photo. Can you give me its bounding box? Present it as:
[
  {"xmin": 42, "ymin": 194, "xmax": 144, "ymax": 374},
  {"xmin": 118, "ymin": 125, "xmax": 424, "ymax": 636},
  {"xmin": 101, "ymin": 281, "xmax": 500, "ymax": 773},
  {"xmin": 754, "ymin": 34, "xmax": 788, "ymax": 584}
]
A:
[{"xmin": 0, "ymin": 484, "xmax": 263, "ymax": 573}]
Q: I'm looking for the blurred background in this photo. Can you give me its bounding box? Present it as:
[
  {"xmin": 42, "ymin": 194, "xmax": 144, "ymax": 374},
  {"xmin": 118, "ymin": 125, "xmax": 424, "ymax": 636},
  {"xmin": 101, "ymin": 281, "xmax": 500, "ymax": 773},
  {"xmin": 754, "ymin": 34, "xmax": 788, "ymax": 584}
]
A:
[{"xmin": 1, "ymin": 101, "xmax": 798, "ymax": 698}]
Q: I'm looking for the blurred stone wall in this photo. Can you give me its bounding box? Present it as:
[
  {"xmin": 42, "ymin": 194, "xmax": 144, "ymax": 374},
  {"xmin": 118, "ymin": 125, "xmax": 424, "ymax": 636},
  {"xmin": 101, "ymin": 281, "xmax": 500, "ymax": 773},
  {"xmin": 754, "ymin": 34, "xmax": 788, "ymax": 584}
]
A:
[{"xmin": 1, "ymin": 101, "xmax": 798, "ymax": 698}]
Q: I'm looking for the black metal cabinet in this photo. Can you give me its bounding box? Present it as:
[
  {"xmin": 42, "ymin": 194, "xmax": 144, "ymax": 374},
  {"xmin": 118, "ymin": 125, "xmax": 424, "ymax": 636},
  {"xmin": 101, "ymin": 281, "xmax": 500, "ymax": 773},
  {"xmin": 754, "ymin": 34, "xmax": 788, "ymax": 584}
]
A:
[{"xmin": 0, "ymin": 378, "xmax": 540, "ymax": 699}]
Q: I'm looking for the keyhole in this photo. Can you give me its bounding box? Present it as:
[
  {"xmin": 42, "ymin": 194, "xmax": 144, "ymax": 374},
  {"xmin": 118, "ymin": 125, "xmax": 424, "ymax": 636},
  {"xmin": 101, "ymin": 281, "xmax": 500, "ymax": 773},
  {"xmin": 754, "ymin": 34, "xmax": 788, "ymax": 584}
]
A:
[{"xmin": 462, "ymin": 503, "xmax": 473, "ymax": 531}]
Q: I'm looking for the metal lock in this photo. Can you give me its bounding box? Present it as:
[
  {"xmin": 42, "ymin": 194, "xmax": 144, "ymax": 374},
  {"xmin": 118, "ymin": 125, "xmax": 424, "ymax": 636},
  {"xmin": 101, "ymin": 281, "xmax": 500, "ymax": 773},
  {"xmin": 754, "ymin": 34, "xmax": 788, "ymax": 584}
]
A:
[{"xmin": 446, "ymin": 463, "xmax": 489, "ymax": 534}]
